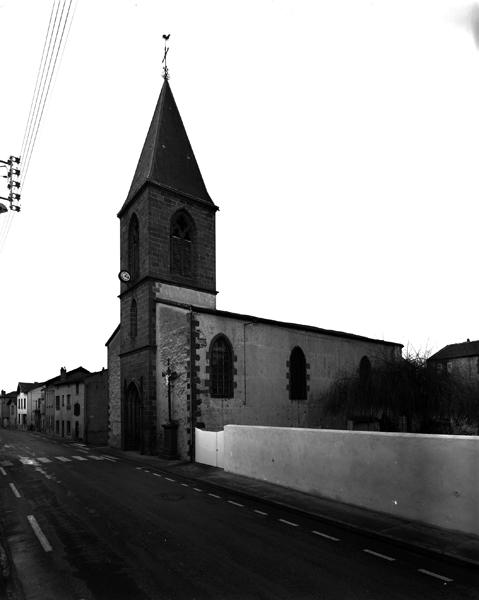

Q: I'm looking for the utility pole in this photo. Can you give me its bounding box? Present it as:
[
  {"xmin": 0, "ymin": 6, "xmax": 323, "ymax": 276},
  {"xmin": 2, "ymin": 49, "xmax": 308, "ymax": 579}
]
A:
[{"xmin": 0, "ymin": 155, "xmax": 21, "ymax": 213}]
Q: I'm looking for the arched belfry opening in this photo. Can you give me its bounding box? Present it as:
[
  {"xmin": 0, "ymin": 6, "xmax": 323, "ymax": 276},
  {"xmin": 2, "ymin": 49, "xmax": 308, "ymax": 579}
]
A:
[
  {"xmin": 170, "ymin": 209, "xmax": 195, "ymax": 278},
  {"xmin": 124, "ymin": 382, "xmax": 142, "ymax": 451}
]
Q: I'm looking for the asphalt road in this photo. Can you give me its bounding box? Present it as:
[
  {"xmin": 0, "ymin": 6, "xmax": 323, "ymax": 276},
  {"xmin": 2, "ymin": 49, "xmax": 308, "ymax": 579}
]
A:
[{"xmin": 1, "ymin": 428, "xmax": 478, "ymax": 600}]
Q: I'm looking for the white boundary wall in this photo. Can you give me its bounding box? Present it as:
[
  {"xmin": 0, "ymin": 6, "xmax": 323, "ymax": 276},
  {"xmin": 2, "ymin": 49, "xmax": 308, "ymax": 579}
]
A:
[{"xmin": 223, "ymin": 425, "xmax": 479, "ymax": 536}]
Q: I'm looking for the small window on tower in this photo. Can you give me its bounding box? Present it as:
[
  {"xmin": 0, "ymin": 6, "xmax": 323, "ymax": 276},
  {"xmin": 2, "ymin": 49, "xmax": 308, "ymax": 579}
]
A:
[
  {"xmin": 128, "ymin": 214, "xmax": 140, "ymax": 281},
  {"xmin": 130, "ymin": 299, "xmax": 138, "ymax": 338},
  {"xmin": 170, "ymin": 211, "xmax": 195, "ymax": 277}
]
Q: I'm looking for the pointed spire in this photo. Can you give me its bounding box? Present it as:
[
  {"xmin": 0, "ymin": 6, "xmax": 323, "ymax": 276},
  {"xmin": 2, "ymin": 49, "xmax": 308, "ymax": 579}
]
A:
[{"xmin": 118, "ymin": 78, "xmax": 214, "ymax": 217}]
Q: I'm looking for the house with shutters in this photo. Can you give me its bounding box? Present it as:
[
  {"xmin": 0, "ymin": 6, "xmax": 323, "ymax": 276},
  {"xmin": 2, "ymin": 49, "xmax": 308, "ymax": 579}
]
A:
[{"xmin": 106, "ymin": 73, "xmax": 402, "ymax": 460}]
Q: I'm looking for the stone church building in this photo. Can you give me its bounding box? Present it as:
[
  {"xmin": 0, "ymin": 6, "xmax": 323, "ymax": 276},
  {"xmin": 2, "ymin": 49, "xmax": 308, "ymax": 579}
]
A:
[{"xmin": 106, "ymin": 76, "xmax": 402, "ymax": 460}]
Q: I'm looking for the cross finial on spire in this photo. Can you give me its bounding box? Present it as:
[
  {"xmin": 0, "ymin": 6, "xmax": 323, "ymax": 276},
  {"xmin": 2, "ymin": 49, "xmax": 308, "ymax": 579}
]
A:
[{"xmin": 162, "ymin": 34, "xmax": 170, "ymax": 80}]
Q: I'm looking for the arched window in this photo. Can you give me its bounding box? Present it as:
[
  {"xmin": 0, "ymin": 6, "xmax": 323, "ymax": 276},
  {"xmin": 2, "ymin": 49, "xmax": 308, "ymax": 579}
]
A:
[
  {"xmin": 170, "ymin": 210, "xmax": 194, "ymax": 277},
  {"xmin": 130, "ymin": 299, "xmax": 137, "ymax": 338},
  {"xmin": 359, "ymin": 356, "xmax": 371, "ymax": 385},
  {"xmin": 289, "ymin": 346, "xmax": 307, "ymax": 400},
  {"xmin": 210, "ymin": 335, "xmax": 233, "ymax": 398},
  {"xmin": 128, "ymin": 214, "xmax": 140, "ymax": 281}
]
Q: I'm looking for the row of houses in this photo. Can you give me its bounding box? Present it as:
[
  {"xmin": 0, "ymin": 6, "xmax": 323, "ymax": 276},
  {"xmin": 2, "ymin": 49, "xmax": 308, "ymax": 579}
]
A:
[{"xmin": 0, "ymin": 366, "xmax": 109, "ymax": 445}]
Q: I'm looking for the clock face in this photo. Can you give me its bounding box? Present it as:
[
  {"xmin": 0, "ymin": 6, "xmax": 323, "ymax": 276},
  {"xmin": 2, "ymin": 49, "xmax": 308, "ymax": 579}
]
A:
[{"xmin": 119, "ymin": 270, "xmax": 131, "ymax": 282}]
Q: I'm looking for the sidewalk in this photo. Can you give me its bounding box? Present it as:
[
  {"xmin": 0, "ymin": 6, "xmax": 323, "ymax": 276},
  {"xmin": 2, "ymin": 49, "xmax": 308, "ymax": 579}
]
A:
[{"xmin": 102, "ymin": 446, "xmax": 479, "ymax": 569}]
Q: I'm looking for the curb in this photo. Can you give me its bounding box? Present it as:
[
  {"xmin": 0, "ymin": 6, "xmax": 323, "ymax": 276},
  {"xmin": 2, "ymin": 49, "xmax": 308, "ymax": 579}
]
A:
[{"xmin": 111, "ymin": 452, "xmax": 479, "ymax": 570}]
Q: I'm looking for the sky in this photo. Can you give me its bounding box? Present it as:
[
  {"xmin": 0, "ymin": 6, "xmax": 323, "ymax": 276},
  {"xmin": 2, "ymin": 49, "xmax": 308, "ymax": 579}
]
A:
[{"xmin": 0, "ymin": 0, "xmax": 478, "ymax": 392}]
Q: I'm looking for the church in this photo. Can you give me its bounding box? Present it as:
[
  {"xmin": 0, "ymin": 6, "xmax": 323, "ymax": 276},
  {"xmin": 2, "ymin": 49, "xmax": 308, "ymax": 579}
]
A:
[{"xmin": 106, "ymin": 73, "xmax": 402, "ymax": 460}]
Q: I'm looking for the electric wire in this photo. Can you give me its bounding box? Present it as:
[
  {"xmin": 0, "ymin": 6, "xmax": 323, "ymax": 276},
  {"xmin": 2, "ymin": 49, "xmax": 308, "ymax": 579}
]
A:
[
  {"xmin": 22, "ymin": 0, "xmax": 68, "ymax": 184},
  {"xmin": 0, "ymin": 0, "xmax": 75, "ymax": 254},
  {"xmin": 19, "ymin": 0, "xmax": 57, "ymax": 164}
]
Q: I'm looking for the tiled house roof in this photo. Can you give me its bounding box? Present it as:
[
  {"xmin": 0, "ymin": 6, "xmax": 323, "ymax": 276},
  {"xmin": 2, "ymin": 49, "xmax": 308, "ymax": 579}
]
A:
[{"xmin": 429, "ymin": 340, "xmax": 479, "ymax": 361}]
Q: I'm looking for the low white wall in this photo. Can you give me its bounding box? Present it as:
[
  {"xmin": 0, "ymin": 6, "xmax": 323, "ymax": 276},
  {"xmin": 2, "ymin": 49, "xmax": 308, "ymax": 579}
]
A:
[{"xmin": 223, "ymin": 425, "xmax": 479, "ymax": 536}]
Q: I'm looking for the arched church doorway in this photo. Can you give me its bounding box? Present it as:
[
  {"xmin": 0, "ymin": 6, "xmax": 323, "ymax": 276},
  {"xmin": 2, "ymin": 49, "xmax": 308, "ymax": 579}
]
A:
[{"xmin": 125, "ymin": 383, "xmax": 142, "ymax": 450}]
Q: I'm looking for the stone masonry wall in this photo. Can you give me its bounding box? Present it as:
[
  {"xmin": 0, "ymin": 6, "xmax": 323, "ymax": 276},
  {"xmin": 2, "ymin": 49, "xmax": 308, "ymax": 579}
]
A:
[{"xmin": 107, "ymin": 329, "xmax": 121, "ymax": 448}]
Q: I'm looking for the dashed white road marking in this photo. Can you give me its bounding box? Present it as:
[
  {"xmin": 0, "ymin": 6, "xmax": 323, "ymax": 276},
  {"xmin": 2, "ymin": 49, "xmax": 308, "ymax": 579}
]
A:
[
  {"xmin": 254, "ymin": 509, "xmax": 268, "ymax": 516},
  {"xmin": 208, "ymin": 493, "xmax": 221, "ymax": 499},
  {"xmin": 37, "ymin": 457, "xmax": 52, "ymax": 464},
  {"xmin": 55, "ymin": 456, "xmax": 71, "ymax": 462},
  {"xmin": 181, "ymin": 483, "xmax": 189, "ymax": 487},
  {"xmin": 0, "ymin": 467, "xmax": 6, "ymax": 476},
  {"xmin": 312, "ymin": 530, "xmax": 340, "ymax": 542},
  {"xmin": 227, "ymin": 500, "xmax": 244, "ymax": 507},
  {"xmin": 165, "ymin": 477, "xmax": 175, "ymax": 482},
  {"xmin": 363, "ymin": 549, "xmax": 395, "ymax": 562},
  {"xmin": 72, "ymin": 456, "xmax": 88, "ymax": 461},
  {"xmin": 19, "ymin": 456, "xmax": 40, "ymax": 466},
  {"xmin": 27, "ymin": 515, "xmax": 53, "ymax": 552},
  {"xmin": 193, "ymin": 488, "xmax": 203, "ymax": 492},
  {"xmin": 135, "ymin": 467, "xmax": 143, "ymax": 470},
  {"xmin": 153, "ymin": 473, "xmax": 162, "ymax": 478},
  {"xmin": 279, "ymin": 518, "xmax": 299, "ymax": 527},
  {"xmin": 144, "ymin": 469, "xmax": 150, "ymax": 473},
  {"xmin": 9, "ymin": 483, "xmax": 21, "ymax": 498},
  {"xmin": 76, "ymin": 448, "xmax": 89, "ymax": 454},
  {"xmin": 418, "ymin": 569, "xmax": 453, "ymax": 583},
  {"xmin": 101, "ymin": 455, "xmax": 118, "ymax": 462},
  {"xmin": 88, "ymin": 455, "xmax": 104, "ymax": 461}
]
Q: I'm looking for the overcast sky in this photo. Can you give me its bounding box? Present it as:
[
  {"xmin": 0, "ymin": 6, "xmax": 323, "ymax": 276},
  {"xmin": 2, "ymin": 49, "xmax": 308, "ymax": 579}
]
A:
[{"xmin": 0, "ymin": 0, "xmax": 478, "ymax": 392}]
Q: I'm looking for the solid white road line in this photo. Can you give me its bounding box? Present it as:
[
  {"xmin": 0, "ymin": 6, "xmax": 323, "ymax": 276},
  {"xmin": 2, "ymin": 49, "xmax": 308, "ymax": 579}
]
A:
[
  {"xmin": 9, "ymin": 483, "xmax": 21, "ymax": 498},
  {"xmin": 27, "ymin": 515, "xmax": 53, "ymax": 552},
  {"xmin": 418, "ymin": 569, "xmax": 453, "ymax": 583},
  {"xmin": 208, "ymin": 493, "xmax": 221, "ymax": 499},
  {"xmin": 0, "ymin": 467, "xmax": 6, "ymax": 476},
  {"xmin": 37, "ymin": 457, "xmax": 52, "ymax": 464},
  {"xmin": 254, "ymin": 509, "xmax": 268, "ymax": 516},
  {"xmin": 55, "ymin": 456, "xmax": 71, "ymax": 462},
  {"xmin": 227, "ymin": 500, "xmax": 244, "ymax": 507},
  {"xmin": 312, "ymin": 530, "xmax": 340, "ymax": 542},
  {"xmin": 363, "ymin": 549, "xmax": 396, "ymax": 562},
  {"xmin": 72, "ymin": 456, "xmax": 88, "ymax": 461},
  {"xmin": 279, "ymin": 519, "xmax": 299, "ymax": 527}
]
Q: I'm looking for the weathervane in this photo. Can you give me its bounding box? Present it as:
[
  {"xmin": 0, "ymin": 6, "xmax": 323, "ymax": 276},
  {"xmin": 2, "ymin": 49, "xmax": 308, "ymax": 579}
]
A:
[{"xmin": 162, "ymin": 34, "xmax": 170, "ymax": 80}]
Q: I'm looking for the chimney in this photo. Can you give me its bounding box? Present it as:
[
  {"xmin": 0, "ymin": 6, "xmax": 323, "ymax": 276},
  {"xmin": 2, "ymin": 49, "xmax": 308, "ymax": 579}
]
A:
[
  {"xmin": 60, "ymin": 367, "xmax": 66, "ymax": 380},
  {"xmin": 467, "ymin": 338, "xmax": 471, "ymax": 343}
]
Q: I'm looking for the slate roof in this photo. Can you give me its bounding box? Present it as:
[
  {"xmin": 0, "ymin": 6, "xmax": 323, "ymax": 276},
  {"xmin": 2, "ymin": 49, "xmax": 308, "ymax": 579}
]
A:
[
  {"xmin": 17, "ymin": 382, "xmax": 40, "ymax": 394},
  {"xmin": 118, "ymin": 79, "xmax": 214, "ymax": 217},
  {"xmin": 429, "ymin": 340, "xmax": 479, "ymax": 361},
  {"xmin": 44, "ymin": 367, "xmax": 91, "ymax": 387},
  {"xmin": 155, "ymin": 298, "xmax": 403, "ymax": 348}
]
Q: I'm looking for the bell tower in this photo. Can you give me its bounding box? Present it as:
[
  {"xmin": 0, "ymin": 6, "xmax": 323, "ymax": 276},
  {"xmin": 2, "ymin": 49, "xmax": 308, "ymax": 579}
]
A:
[{"xmin": 117, "ymin": 73, "xmax": 218, "ymax": 453}]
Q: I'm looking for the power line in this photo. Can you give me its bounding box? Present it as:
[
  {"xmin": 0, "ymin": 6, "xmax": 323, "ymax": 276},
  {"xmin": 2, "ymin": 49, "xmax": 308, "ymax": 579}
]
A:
[{"xmin": 20, "ymin": 0, "xmax": 58, "ymax": 164}]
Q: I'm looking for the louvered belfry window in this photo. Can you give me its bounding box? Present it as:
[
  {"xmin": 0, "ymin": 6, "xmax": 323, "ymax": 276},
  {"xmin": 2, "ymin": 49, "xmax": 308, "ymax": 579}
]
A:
[
  {"xmin": 210, "ymin": 335, "xmax": 233, "ymax": 398},
  {"xmin": 171, "ymin": 211, "xmax": 194, "ymax": 277},
  {"xmin": 289, "ymin": 346, "xmax": 307, "ymax": 400},
  {"xmin": 128, "ymin": 214, "xmax": 140, "ymax": 281}
]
